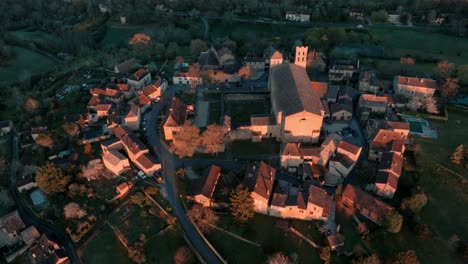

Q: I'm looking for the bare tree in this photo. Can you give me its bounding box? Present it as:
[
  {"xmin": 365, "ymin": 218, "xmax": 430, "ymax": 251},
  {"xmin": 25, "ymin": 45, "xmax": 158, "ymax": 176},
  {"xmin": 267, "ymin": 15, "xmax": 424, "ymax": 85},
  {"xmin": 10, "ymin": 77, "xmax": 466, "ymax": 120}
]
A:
[
  {"xmin": 171, "ymin": 122, "xmax": 200, "ymax": 158},
  {"xmin": 407, "ymin": 97, "xmax": 422, "ymax": 112},
  {"xmin": 267, "ymin": 252, "xmax": 291, "ymax": 264},
  {"xmin": 441, "ymin": 77, "xmax": 460, "ymax": 97},
  {"xmin": 422, "ymin": 97, "xmax": 439, "ymax": 114},
  {"xmin": 127, "ymin": 240, "xmax": 146, "ymax": 264},
  {"xmin": 391, "ymin": 250, "xmax": 420, "ymax": 264},
  {"xmin": 186, "ymin": 204, "xmax": 218, "ymax": 234},
  {"xmin": 199, "ymin": 124, "xmax": 225, "ymax": 154},
  {"xmin": 174, "ymin": 246, "xmax": 195, "ymax": 264},
  {"xmin": 436, "ymin": 60, "xmax": 455, "ymax": 79},
  {"xmin": 64, "ymin": 202, "xmax": 87, "ymax": 219},
  {"xmin": 81, "ymin": 159, "xmax": 106, "ymax": 180},
  {"xmin": 450, "ymin": 144, "xmax": 465, "ymax": 166}
]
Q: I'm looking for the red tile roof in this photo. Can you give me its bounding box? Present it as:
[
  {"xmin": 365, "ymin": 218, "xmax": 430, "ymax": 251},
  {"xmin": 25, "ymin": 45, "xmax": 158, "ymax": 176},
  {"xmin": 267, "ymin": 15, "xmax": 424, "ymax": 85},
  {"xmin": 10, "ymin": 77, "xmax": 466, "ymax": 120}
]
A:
[
  {"xmin": 310, "ymin": 81, "xmax": 328, "ymax": 98},
  {"xmin": 243, "ymin": 162, "xmax": 276, "ymax": 200},
  {"xmin": 128, "ymin": 68, "xmax": 150, "ymax": 81},
  {"xmin": 164, "ymin": 98, "xmax": 187, "ymax": 127},
  {"xmin": 338, "ymin": 141, "xmax": 361, "ymax": 155},
  {"xmin": 396, "ymin": 76, "xmax": 436, "ymax": 89},
  {"xmin": 342, "ymin": 185, "xmax": 394, "ymax": 223},
  {"xmin": 200, "ymin": 165, "xmax": 221, "ymax": 198},
  {"xmin": 371, "ymin": 129, "xmax": 404, "ymax": 153}
]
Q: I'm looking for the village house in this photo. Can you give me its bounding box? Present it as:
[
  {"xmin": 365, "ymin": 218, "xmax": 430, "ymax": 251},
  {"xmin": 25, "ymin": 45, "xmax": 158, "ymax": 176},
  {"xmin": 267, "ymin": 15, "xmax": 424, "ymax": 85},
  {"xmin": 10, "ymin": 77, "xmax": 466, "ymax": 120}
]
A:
[
  {"xmin": 329, "ymin": 60, "xmax": 359, "ymax": 81},
  {"xmin": 270, "ymin": 56, "xmax": 325, "ymax": 143},
  {"xmin": 394, "ymin": 76, "xmax": 437, "ymax": 99},
  {"xmin": 384, "ymin": 93, "xmax": 408, "ymax": 109},
  {"xmin": 269, "ymin": 181, "xmax": 290, "ymax": 218},
  {"xmin": 341, "ymin": 185, "xmax": 394, "ymax": 225},
  {"xmin": 325, "ymin": 85, "xmax": 340, "ymax": 103},
  {"xmin": 116, "ymin": 83, "xmax": 134, "ymax": 100},
  {"xmin": 100, "ymin": 137, "xmax": 123, "ymax": 153},
  {"xmin": 330, "ymin": 101, "xmax": 353, "ymax": 120},
  {"xmin": 96, "ymin": 103, "xmax": 112, "ymax": 117},
  {"xmin": 132, "ymin": 94, "xmax": 152, "ymax": 113},
  {"xmin": 244, "ymin": 56, "xmax": 266, "ymax": 73},
  {"xmin": 385, "ymin": 121, "xmax": 410, "ymax": 140},
  {"xmin": 139, "ymin": 81, "xmax": 164, "ymax": 100},
  {"xmin": 102, "ymin": 150, "xmax": 130, "ymax": 176},
  {"xmin": 134, "ymin": 153, "xmax": 161, "ymax": 176},
  {"xmin": 120, "ymin": 133, "xmax": 149, "ymax": 161},
  {"xmin": 127, "ymin": 68, "xmax": 151, "ymax": 89},
  {"xmin": 249, "ymin": 115, "xmax": 279, "ymax": 142},
  {"xmin": 375, "ymin": 152, "xmax": 403, "ymax": 199},
  {"xmin": 124, "ymin": 104, "xmax": 141, "ymax": 131},
  {"xmin": 28, "ymin": 234, "xmax": 69, "ymax": 264},
  {"xmin": 243, "ymin": 162, "xmax": 276, "ymax": 214},
  {"xmin": 387, "ymin": 13, "xmax": 401, "ymax": 24},
  {"xmin": 329, "ymin": 141, "xmax": 362, "ymax": 178},
  {"xmin": 369, "ymin": 129, "xmax": 405, "ymax": 161},
  {"xmin": 173, "ymin": 72, "xmax": 203, "ymax": 86},
  {"xmin": 217, "ymin": 47, "xmax": 236, "ymax": 67},
  {"xmin": 285, "ymin": 11, "xmax": 310, "ymax": 22},
  {"xmin": 358, "ymin": 94, "xmax": 388, "ymax": 121},
  {"xmin": 199, "ymin": 48, "xmax": 220, "ymax": 69},
  {"xmin": 349, "ymin": 9, "xmax": 365, "ymax": 21},
  {"xmin": 0, "ymin": 120, "xmax": 13, "ymax": 134},
  {"xmin": 115, "ymin": 182, "xmax": 130, "ymax": 198},
  {"xmin": 17, "ymin": 178, "xmax": 38, "ymax": 192},
  {"xmin": 114, "ymin": 58, "xmax": 138, "ymax": 74},
  {"xmin": 190, "ymin": 165, "xmax": 221, "ymax": 207},
  {"xmin": 359, "ymin": 70, "xmax": 380, "ymax": 92},
  {"xmin": 268, "ymin": 50, "xmax": 284, "ymax": 66},
  {"xmin": 163, "ymin": 98, "xmax": 188, "ymax": 141}
]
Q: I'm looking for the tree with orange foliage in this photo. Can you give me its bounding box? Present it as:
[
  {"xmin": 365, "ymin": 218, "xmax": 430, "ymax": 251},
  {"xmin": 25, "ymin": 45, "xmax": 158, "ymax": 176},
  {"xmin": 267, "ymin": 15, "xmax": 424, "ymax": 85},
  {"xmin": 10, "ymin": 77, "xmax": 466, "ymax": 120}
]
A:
[
  {"xmin": 128, "ymin": 33, "xmax": 151, "ymax": 45},
  {"xmin": 237, "ymin": 65, "xmax": 251, "ymax": 80}
]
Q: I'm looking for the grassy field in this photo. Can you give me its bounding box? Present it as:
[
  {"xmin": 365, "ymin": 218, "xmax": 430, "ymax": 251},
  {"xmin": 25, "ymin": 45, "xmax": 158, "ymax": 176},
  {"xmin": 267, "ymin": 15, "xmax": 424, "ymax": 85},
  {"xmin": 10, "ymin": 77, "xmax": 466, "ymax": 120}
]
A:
[
  {"xmin": 0, "ymin": 47, "xmax": 58, "ymax": 85},
  {"xmin": 79, "ymin": 226, "xmax": 132, "ymax": 264},
  {"xmin": 210, "ymin": 22, "xmax": 306, "ymax": 42},
  {"xmin": 145, "ymin": 228, "xmax": 188, "ymax": 264},
  {"xmin": 227, "ymin": 100, "xmax": 269, "ymax": 123},
  {"xmin": 102, "ymin": 25, "xmax": 144, "ymax": 48},
  {"xmin": 208, "ymin": 214, "xmax": 330, "ymax": 263}
]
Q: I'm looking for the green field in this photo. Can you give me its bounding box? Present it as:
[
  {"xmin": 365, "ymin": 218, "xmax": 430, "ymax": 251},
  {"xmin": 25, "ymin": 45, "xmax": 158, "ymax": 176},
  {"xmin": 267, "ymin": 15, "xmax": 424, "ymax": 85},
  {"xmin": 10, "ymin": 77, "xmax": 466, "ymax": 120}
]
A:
[
  {"xmin": 0, "ymin": 47, "xmax": 58, "ymax": 85},
  {"xmin": 145, "ymin": 229, "xmax": 188, "ymax": 264},
  {"xmin": 102, "ymin": 25, "xmax": 144, "ymax": 48},
  {"xmin": 79, "ymin": 226, "xmax": 132, "ymax": 264}
]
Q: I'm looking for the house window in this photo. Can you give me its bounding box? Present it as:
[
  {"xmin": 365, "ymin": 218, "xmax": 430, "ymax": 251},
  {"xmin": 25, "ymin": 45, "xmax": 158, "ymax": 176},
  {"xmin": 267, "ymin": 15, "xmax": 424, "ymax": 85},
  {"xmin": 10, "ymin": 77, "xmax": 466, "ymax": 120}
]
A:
[{"xmin": 299, "ymin": 210, "xmax": 304, "ymax": 213}]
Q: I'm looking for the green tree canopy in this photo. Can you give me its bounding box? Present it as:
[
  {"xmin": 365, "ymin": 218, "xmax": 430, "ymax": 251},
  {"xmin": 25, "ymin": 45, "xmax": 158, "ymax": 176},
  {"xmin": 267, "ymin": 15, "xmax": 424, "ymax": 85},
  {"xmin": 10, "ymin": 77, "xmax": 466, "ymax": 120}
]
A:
[
  {"xmin": 401, "ymin": 192, "xmax": 428, "ymax": 213},
  {"xmin": 383, "ymin": 211, "xmax": 403, "ymax": 233}
]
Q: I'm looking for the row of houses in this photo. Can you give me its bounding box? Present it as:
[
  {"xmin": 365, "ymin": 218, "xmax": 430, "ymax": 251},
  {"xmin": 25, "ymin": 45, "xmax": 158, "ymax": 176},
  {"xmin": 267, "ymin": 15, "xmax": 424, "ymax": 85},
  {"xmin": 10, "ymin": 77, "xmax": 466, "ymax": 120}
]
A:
[{"xmin": 0, "ymin": 210, "xmax": 68, "ymax": 264}]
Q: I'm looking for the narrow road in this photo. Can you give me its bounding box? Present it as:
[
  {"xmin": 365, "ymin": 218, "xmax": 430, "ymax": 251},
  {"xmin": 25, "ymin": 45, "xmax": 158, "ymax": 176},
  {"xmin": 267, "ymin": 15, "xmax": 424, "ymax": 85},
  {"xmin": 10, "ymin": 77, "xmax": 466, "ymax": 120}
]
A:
[
  {"xmin": 144, "ymin": 86, "xmax": 224, "ymax": 264},
  {"xmin": 9, "ymin": 131, "xmax": 80, "ymax": 264},
  {"xmin": 201, "ymin": 16, "xmax": 209, "ymax": 39}
]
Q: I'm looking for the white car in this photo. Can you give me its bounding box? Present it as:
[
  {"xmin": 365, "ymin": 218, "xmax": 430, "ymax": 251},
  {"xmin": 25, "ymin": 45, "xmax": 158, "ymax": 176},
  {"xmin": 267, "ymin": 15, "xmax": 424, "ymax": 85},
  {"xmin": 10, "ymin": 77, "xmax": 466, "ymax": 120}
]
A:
[{"xmin": 137, "ymin": 171, "xmax": 147, "ymax": 179}]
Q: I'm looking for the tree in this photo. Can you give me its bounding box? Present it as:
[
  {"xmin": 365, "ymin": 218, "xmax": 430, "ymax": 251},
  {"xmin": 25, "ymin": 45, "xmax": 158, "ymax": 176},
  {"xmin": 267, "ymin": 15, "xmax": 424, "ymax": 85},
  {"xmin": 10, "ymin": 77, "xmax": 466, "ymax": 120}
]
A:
[
  {"xmin": 174, "ymin": 246, "xmax": 195, "ymax": 264},
  {"xmin": 128, "ymin": 33, "xmax": 151, "ymax": 45},
  {"xmin": 267, "ymin": 252, "xmax": 291, "ymax": 264},
  {"xmin": 407, "ymin": 97, "xmax": 422, "ymax": 112},
  {"xmin": 391, "ymin": 250, "xmax": 420, "ymax": 264},
  {"xmin": 436, "ymin": 60, "xmax": 455, "ymax": 79},
  {"xmin": 0, "ymin": 188, "xmax": 14, "ymax": 207},
  {"xmin": 319, "ymin": 246, "xmax": 331, "ymax": 264},
  {"xmin": 190, "ymin": 39, "xmax": 207, "ymax": 57},
  {"xmin": 127, "ymin": 237, "xmax": 146, "ymax": 264},
  {"xmin": 422, "ymin": 97, "xmax": 439, "ymax": 114},
  {"xmin": 371, "ymin": 10, "xmax": 388, "ymax": 23},
  {"xmin": 64, "ymin": 202, "xmax": 87, "ymax": 219},
  {"xmin": 237, "ymin": 65, "xmax": 251, "ymax": 80},
  {"xmin": 166, "ymin": 42, "xmax": 179, "ymax": 59},
  {"xmin": 81, "ymin": 159, "xmax": 106, "ymax": 180},
  {"xmin": 458, "ymin": 64, "xmax": 468, "ymax": 86},
  {"xmin": 36, "ymin": 163, "xmax": 71, "ymax": 194},
  {"xmin": 171, "ymin": 122, "xmax": 200, "ymax": 158},
  {"xmin": 187, "ymin": 63, "xmax": 202, "ymax": 78},
  {"xmin": 401, "ymin": 192, "xmax": 428, "ymax": 213},
  {"xmin": 131, "ymin": 192, "xmax": 147, "ymax": 207},
  {"xmin": 450, "ymin": 144, "xmax": 465, "ymax": 166},
  {"xmin": 352, "ymin": 254, "xmax": 381, "ymax": 264},
  {"xmin": 400, "ymin": 56, "xmax": 415, "ymax": 65},
  {"xmin": 441, "ymin": 78, "xmax": 460, "ymax": 97},
  {"xmin": 186, "ymin": 204, "xmax": 218, "ymax": 234},
  {"xmin": 413, "ymin": 223, "xmax": 430, "ymax": 240},
  {"xmin": 144, "ymin": 186, "xmax": 158, "ymax": 195},
  {"xmin": 229, "ymin": 185, "xmax": 254, "ymax": 224},
  {"xmin": 383, "ymin": 211, "xmax": 403, "ymax": 233},
  {"xmin": 35, "ymin": 133, "xmax": 54, "ymax": 149},
  {"xmin": 199, "ymin": 124, "xmax": 225, "ymax": 154},
  {"xmin": 62, "ymin": 122, "xmax": 79, "ymax": 136}
]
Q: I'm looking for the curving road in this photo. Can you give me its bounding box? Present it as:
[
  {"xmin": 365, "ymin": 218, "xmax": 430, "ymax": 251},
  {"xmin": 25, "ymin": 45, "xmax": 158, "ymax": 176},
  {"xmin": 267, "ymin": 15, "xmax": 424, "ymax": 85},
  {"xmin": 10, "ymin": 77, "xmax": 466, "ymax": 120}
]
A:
[
  {"xmin": 144, "ymin": 86, "xmax": 225, "ymax": 264},
  {"xmin": 9, "ymin": 131, "xmax": 80, "ymax": 264}
]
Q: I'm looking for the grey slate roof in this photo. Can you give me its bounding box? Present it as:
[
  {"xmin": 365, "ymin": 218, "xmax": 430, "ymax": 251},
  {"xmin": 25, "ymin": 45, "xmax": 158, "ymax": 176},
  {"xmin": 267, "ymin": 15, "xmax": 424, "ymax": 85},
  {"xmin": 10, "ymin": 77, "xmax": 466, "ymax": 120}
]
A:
[{"xmin": 270, "ymin": 64, "xmax": 324, "ymax": 116}]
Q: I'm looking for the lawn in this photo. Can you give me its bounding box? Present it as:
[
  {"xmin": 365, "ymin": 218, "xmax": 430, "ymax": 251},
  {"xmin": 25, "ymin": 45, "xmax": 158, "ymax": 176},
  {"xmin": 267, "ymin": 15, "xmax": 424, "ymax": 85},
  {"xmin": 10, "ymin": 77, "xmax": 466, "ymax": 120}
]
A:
[
  {"xmin": 208, "ymin": 214, "xmax": 327, "ymax": 263},
  {"xmin": 102, "ymin": 25, "xmax": 144, "ymax": 48},
  {"xmin": 230, "ymin": 139, "xmax": 280, "ymax": 160},
  {"xmin": 0, "ymin": 47, "xmax": 58, "ymax": 85},
  {"xmin": 227, "ymin": 100, "xmax": 269, "ymax": 123},
  {"xmin": 108, "ymin": 203, "xmax": 167, "ymax": 245},
  {"xmin": 145, "ymin": 228, "xmax": 188, "ymax": 264},
  {"xmin": 209, "ymin": 101, "xmax": 222, "ymax": 125},
  {"xmin": 79, "ymin": 226, "xmax": 132, "ymax": 264}
]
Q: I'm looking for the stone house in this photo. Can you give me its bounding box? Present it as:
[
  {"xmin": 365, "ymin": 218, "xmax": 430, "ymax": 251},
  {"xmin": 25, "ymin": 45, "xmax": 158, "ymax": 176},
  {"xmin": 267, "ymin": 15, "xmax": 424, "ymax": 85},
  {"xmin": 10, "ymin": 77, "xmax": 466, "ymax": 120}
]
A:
[
  {"xmin": 369, "ymin": 129, "xmax": 405, "ymax": 161},
  {"xmin": 140, "ymin": 81, "xmax": 163, "ymax": 100},
  {"xmin": 134, "ymin": 153, "xmax": 161, "ymax": 176},
  {"xmin": 328, "ymin": 60, "xmax": 359, "ymax": 81},
  {"xmin": 96, "ymin": 103, "xmax": 113, "ymax": 117},
  {"xmin": 127, "ymin": 68, "xmax": 151, "ymax": 89},
  {"xmin": 285, "ymin": 12, "xmax": 310, "ymax": 22},
  {"xmin": 191, "ymin": 165, "xmax": 221, "ymax": 207},
  {"xmin": 359, "ymin": 70, "xmax": 380, "ymax": 92},
  {"xmin": 358, "ymin": 94, "xmax": 388, "ymax": 120},
  {"xmin": 394, "ymin": 76, "xmax": 436, "ymax": 99},
  {"xmin": 330, "ymin": 101, "xmax": 353, "ymax": 120},
  {"xmin": 341, "ymin": 185, "xmax": 394, "ymax": 225},
  {"xmin": 114, "ymin": 58, "xmax": 137, "ymax": 74},
  {"xmin": 375, "ymin": 152, "xmax": 403, "ymax": 199},
  {"xmin": 124, "ymin": 104, "xmax": 140, "ymax": 131},
  {"xmin": 243, "ymin": 162, "xmax": 276, "ymax": 214},
  {"xmin": 162, "ymin": 98, "xmax": 188, "ymax": 141},
  {"xmin": 244, "ymin": 57, "xmax": 265, "ymax": 72},
  {"xmin": 100, "ymin": 137, "xmax": 123, "ymax": 153},
  {"xmin": 173, "ymin": 72, "xmax": 203, "ymax": 86},
  {"xmin": 102, "ymin": 150, "xmax": 130, "ymax": 176},
  {"xmin": 329, "ymin": 141, "xmax": 362, "ymax": 178}
]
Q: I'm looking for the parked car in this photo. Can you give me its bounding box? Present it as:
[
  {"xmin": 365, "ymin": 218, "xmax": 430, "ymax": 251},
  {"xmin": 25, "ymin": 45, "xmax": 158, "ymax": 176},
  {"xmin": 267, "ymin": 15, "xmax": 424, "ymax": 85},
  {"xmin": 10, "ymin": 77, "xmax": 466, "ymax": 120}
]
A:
[{"xmin": 137, "ymin": 171, "xmax": 147, "ymax": 179}]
